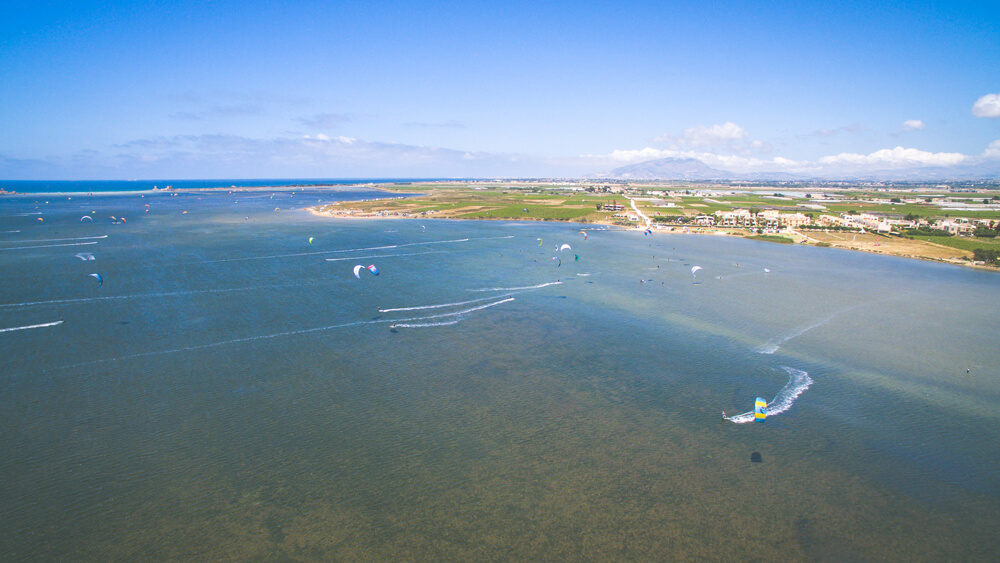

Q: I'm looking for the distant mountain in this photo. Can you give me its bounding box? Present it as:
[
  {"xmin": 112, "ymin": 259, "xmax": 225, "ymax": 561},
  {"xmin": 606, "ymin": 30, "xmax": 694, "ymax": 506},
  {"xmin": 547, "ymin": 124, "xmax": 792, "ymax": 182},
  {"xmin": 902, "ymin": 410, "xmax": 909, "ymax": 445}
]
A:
[{"xmin": 592, "ymin": 157, "xmax": 800, "ymax": 181}]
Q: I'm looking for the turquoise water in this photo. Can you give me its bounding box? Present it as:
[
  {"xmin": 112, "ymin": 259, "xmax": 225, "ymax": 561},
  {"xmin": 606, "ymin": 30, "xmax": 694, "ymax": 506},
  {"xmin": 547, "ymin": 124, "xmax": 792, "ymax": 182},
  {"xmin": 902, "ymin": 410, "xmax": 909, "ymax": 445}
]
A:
[{"xmin": 1, "ymin": 188, "xmax": 998, "ymax": 560}]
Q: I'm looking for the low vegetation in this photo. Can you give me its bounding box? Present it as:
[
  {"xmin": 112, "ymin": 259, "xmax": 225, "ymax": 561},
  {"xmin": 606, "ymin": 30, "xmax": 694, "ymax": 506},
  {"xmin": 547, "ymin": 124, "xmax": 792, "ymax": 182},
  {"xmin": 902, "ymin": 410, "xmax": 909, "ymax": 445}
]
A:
[
  {"xmin": 745, "ymin": 235, "xmax": 795, "ymax": 244},
  {"xmin": 311, "ymin": 180, "xmax": 1000, "ymax": 268}
]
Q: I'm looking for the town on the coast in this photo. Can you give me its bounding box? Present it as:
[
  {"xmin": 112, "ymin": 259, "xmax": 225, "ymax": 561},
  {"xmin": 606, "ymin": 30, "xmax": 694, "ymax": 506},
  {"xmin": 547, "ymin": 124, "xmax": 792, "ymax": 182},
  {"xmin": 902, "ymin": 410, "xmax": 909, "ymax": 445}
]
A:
[{"xmin": 311, "ymin": 179, "xmax": 1000, "ymax": 268}]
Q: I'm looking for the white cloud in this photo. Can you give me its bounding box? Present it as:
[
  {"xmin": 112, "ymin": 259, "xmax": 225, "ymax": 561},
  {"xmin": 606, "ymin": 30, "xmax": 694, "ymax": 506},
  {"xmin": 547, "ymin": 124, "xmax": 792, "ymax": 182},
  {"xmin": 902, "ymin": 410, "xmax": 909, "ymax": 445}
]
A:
[
  {"xmin": 588, "ymin": 143, "xmax": 979, "ymax": 177},
  {"xmin": 650, "ymin": 122, "xmax": 775, "ymax": 157},
  {"xmin": 652, "ymin": 121, "xmax": 749, "ymax": 147},
  {"xmin": 902, "ymin": 119, "xmax": 925, "ymax": 131},
  {"xmin": 983, "ymin": 140, "xmax": 1000, "ymax": 159},
  {"xmin": 296, "ymin": 113, "xmax": 351, "ymax": 128},
  {"xmin": 8, "ymin": 130, "xmax": 996, "ymax": 181},
  {"xmin": 972, "ymin": 93, "xmax": 1000, "ymax": 118},
  {"xmin": 683, "ymin": 122, "xmax": 748, "ymax": 146},
  {"xmin": 807, "ymin": 124, "xmax": 867, "ymax": 138},
  {"xmin": 818, "ymin": 146, "xmax": 966, "ymax": 167},
  {"xmin": 91, "ymin": 134, "xmax": 567, "ymax": 178},
  {"xmin": 606, "ymin": 147, "xmax": 678, "ymax": 162},
  {"xmin": 404, "ymin": 120, "xmax": 466, "ymax": 129},
  {"xmin": 590, "ymin": 148, "xmax": 800, "ymax": 173}
]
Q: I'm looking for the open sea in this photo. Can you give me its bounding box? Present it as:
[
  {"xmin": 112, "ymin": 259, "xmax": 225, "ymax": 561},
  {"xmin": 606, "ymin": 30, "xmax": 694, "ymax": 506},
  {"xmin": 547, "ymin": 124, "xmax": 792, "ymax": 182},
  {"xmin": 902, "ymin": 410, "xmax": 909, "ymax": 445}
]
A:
[{"xmin": 1, "ymin": 185, "xmax": 998, "ymax": 560}]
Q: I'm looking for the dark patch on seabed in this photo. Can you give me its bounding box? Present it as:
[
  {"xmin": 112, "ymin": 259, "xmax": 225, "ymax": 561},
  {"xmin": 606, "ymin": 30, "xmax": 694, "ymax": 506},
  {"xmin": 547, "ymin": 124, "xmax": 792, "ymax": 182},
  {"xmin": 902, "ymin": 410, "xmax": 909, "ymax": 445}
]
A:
[
  {"xmin": 795, "ymin": 517, "xmax": 864, "ymax": 562},
  {"xmin": 264, "ymin": 515, "xmax": 285, "ymax": 543}
]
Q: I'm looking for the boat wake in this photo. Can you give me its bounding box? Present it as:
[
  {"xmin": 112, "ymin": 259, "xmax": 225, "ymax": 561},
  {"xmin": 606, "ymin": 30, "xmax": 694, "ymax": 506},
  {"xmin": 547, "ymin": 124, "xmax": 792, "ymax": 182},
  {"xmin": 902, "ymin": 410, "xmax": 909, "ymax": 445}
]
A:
[{"xmin": 728, "ymin": 366, "xmax": 813, "ymax": 424}]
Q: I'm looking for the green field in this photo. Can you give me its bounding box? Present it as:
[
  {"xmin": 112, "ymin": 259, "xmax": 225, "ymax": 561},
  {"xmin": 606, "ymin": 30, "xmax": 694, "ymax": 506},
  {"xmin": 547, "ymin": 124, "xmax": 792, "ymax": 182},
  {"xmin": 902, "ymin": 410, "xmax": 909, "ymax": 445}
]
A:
[
  {"xmin": 916, "ymin": 235, "xmax": 1000, "ymax": 253},
  {"xmin": 818, "ymin": 202, "xmax": 1000, "ymax": 221},
  {"xmin": 457, "ymin": 204, "xmax": 596, "ymax": 221},
  {"xmin": 327, "ymin": 183, "xmax": 1000, "ymax": 232},
  {"xmin": 745, "ymin": 235, "xmax": 795, "ymax": 244}
]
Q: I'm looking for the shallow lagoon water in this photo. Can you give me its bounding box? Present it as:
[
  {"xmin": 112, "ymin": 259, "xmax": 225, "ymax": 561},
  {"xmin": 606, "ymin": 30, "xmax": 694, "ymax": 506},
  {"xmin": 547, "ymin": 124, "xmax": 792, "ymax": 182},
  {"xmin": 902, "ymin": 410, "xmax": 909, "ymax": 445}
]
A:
[{"xmin": 1, "ymin": 188, "xmax": 998, "ymax": 560}]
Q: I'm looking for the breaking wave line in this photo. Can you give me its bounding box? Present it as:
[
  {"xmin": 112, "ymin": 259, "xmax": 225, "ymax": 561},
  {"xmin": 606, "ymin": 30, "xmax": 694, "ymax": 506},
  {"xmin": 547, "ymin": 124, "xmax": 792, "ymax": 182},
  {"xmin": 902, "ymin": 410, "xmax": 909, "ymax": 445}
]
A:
[
  {"xmin": 728, "ymin": 366, "xmax": 813, "ymax": 424},
  {"xmin": 0, "ymin": 320, "xmax": 64, "ymax": 333}
]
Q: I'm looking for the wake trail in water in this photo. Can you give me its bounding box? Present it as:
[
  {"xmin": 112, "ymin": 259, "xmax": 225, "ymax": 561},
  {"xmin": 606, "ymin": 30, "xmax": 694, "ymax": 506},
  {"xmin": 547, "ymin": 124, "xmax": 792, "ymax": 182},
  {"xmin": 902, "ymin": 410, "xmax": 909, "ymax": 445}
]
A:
[
  {"xmin": 325, "ymin": 250, "xmax": 446, "ymax": 262},
  {"xmin": 755, "ymin": 304, "xmax": 863, "ymax": 354},
  {"xmin": 379, "ymin": 294, "xmax": 505, "ymax": 313},
  {"xmin": 391, "ymin": 297, "xmax": 515, "ymax": 322},
  {"xmin": 0, "ymin": 284, "xmax": 309, "ymax": 309},
  {"xmin": 45, "ymin": 319, "xmax": 379, "ymax": 373},
  {"xmin": 0, "ymin": 320, "xmax": 64, "ymax": 333},
  {"xmin": 26, "ymin": 298, "xmax": 517, "ymax": 375},
  {"xmin": 201, "ymin": 245, "xmax": 398, "ymax": 263},
  {"xmin": 468, "ymin": 281, "xmax": 562, "ymax": 292},
  {"xmin": 387, "ymin": 298, "xmax": 515, "ymax": 328},
  {"xmin": 196, "ymin": 235, "xmax": 511, "ymax": 264},
  {"xmin": 728, "ymin": 366, "xmax": 813, "ymax": 424},
  {"xmin": 0, "ymin": 235, "xmax": 107, "ymax": 244},
  {"xmin": 0, "ymin": 241, "xmax": 99, "ymax": 251},
  {"xmin": 391, "ymin": 320, "xmax": 461, "ymax": 329}
]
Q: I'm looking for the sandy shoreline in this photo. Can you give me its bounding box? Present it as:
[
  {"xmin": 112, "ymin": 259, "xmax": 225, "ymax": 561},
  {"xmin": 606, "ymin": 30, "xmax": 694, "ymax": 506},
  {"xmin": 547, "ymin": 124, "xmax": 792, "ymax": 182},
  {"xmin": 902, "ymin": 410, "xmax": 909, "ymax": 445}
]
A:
[{"xmin": 307, "ymin": 202, "xmax": 997, "ymax": 270}]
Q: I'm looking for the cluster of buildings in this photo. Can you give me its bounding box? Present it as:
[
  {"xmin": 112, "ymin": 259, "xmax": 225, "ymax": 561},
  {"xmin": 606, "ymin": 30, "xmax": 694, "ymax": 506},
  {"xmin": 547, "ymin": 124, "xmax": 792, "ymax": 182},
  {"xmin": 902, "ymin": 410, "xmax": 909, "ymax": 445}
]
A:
[
  {"xmin": 709, "ymin": 209, "xmax": 811, "ymax": 231},
  {"xmin": 693, "ymin": 209, "xmax": 995, "ymax": 236},
  {"xmin": 811, "ymin": 212, "xmax": 994, "ymax": 235}
]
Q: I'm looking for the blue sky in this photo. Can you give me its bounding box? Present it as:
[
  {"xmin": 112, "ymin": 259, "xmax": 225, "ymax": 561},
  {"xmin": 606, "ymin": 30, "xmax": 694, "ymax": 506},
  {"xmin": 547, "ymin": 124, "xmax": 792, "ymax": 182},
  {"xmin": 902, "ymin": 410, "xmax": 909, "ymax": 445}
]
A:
[{"xmin": 2, "ymin": 0, "xmax": 999, "ymax": 179}]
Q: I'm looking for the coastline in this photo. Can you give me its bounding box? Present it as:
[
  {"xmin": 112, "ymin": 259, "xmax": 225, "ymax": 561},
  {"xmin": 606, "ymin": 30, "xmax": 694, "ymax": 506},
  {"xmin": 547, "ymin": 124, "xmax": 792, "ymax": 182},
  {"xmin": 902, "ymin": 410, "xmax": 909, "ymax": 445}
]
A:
[{"xmin": 306, "ymin": 194, "xmax": 998, "ymax": 271}]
